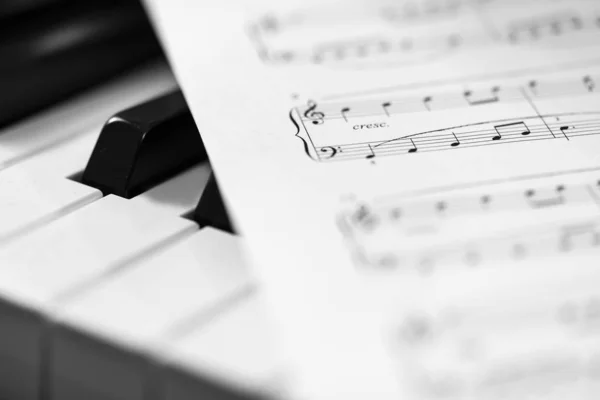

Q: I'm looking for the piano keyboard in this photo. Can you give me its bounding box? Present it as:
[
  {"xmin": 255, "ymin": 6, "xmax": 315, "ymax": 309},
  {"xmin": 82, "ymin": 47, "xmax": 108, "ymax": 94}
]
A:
[{"xmin": 0, "ymin": 25, "xmax": 276, "ymax": 400}]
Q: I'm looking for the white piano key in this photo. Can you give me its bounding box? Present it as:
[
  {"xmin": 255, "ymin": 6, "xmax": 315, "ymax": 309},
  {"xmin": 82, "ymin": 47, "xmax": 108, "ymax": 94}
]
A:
[
  {"xmin": 0, "ymin": 61, "xmax": 176, "ymax": 171},
  {"xmin": 0, "ymin": 168, "xmax": 101, "ymax": 243},
  {"xmin": 51, "ymin": 228, "xmax": 252, "ymax": 400},
  {"xmin": 130, "ymin": 163, "xmax": 212, "ymax": 217},
  {"xmin": 0, "ymin": 195, "xmax": 197, "ymax": 400},
  {"xmin": 15, "ymin": 127, "xmax": 99, "ymax": 178},
  {"xmin": 162, "ymin": 292, "xmax": 281, "ymax": 400}
]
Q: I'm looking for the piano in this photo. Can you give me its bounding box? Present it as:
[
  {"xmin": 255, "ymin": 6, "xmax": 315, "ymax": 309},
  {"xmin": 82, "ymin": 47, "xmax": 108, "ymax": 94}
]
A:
[{"xmin": 0, "ymin": 1, "xmax": 278, "ymax": 400}]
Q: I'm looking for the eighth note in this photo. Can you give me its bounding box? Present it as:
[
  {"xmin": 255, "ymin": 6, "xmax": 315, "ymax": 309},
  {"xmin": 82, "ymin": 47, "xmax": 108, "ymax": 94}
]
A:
[
  {"xmin": 450, "ymin": 132, "xmax": 460, "ymax": 147},
  {"xmin": 464, "ymin": 86, "xmax": 500, "ymax": 106},
  {"xmin": 341, "ymin": 107, "xmax": 351, "ymax": 122},
  {"xmin": 493, "ymin": 121, "xmax": 531, "ymax": 141}
]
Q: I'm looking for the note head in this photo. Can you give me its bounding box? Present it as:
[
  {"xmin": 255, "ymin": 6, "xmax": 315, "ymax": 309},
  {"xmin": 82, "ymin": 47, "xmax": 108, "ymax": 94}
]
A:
[
  {"xmin": 492, "ymin": 135, "xmax": 501, "ymax": 141},
  {"xmin": 408, "ymin": 148, "xmax": 418, "ymax": 153}
]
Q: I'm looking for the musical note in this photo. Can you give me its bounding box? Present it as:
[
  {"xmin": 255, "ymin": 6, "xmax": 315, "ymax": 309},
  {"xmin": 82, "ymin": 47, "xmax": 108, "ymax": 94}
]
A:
[
  {"xmin": 408, "ymin": 138, "xmax": 418, "ymax": 153},
  {"xmin": 423, "ymin": 96, "xmax": 432, "ymax": 111},
  {"xmin": 560, "ymin": 125, "xmax": 571, "ymax": 140},
  {"xmin": 450, "ymin": 132, "xmax": 460, "ymax": 147},
  {"xmin": 583, "ymin": 76, "xmax": 595, "ymax": 92},
  {"xmin": 304, "ymin": 100, "xmax": 325, "ymax": 125},
  {"xmin": 341, "ymin": 107, "xmax": 351, "ymax": 122},
  {"xmin": 366, "ymin": 144, "xmax": 376, "ymax": 160},
  {"xmin": 559, "ymin": 222, "xmax": 600, "ymax": 252},
  {"xmin": 382, "ymin": 102, "xmax": 392, "ymax": 117},
  {"xmin": 349, "ymin": 204, "xmax": 379, "ymax": 232},
  {"xmin": 493, "ymin": 121, "xmax": 530, "ymax": 141},
  {"xmin": 529, "ymin": 80, "xmax": 538, "ymax": 95},
  {"xmin": 464, "ymin": 86, "xmax": 500, "ymax": 106},
  {"xmin": 524, "ymin": 185, "xmax": 565, "ymax": 209}
]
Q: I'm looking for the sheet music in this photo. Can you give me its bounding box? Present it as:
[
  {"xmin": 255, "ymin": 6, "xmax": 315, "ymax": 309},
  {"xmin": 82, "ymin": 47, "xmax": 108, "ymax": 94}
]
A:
[{"xmin": 146, "ymin": 0, "xmax": 600, "ymax": 398}]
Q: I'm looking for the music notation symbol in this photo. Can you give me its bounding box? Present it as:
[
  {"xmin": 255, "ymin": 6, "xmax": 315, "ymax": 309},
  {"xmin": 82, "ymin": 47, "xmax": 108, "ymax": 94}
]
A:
[
  {"xmin": 304, "ymin": 100, "xmax": 325, "ymax": 125},
  {"xmin": 366, "ymin": 144, "xmax": 376, "ymax": 160},
  {"xmin": 525, "ymin": 185, "xmax": 565, "ymax": 209},
  {"xmin": 559, "ymin": 222, "xmax": 600, "ymax": 252},
  {"xmin": 341, "ymin": 107, "xmax": 351, "ymax": 122},
  {"xmin": 560, "ymin": 125, "xmax": 572, "ymax": 140},
  {"xmin": 529, "ymin": 80, "xmax": 538, "ymax": 95},
  {"xmin": 464, "ymin": 86, "xmax": 500, "ymax": 106},
  {"xmin": 382, "ymin": 102, "xmax": 392, "ymax": 117},
  {"xmin": 450, "ymin": 132, "xmax": 460, "ymax": 147},
  {"xmin": 507, "ymin": 13, "xmax": 585, "ymax": 44},
  {"xmin": 320, "ymin": 146, "xmax": 341, "ymax": 159},
  {"xmin": 408, "ymin": 138, "xmax": 418, "ymax": 153},
  {"xmin": 493, "ymin": 121, "xmax": 530, "ymax": 141},
  {"xmin": 423, "ymin": 96, "xmax": 432, "ymax": 111},
  {"xmin": 583, "ymin": 76, "xmax": 595, "ymax": 92}
]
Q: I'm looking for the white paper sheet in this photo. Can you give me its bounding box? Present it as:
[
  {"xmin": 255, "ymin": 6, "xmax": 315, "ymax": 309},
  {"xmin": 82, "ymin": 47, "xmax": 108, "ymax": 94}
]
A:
[{"xmin": 145, "ymin": 0, "xmax": 600, "ymax": 398}]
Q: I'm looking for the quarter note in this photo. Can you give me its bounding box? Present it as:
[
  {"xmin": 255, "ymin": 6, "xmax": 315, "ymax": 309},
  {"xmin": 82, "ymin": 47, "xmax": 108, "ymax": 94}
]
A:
[
  {"xmin": 408, "ymin": 138, "xmax": 418, "ymax": 153},
  {"xmin": 560, "ymin": 125, "xmax": 571, "ymax": 140},
  {"xmin": 304, "ymin": 100, "xmax": 325, "ymax": 125},
  {"xmin": 450, "ymin": 132, "xmax": 460, "ymax": 147},
  {"xmin": 528, "ymin": 80, "xmax": 538, "ymax": 95},
  {"xmin": 341, "ymin": 107, "xmax": 351, "ymax": 122},
  {"xmin": 583, "ymin": 76, "xmax": 595, "ymax": 92},
  {"xmin": 423, "ymin": 96, "xmax": 432, "ymax": 111},
  {"xmin": 382, "ymin": 102, "xmax": 391, "ymax": 117},
  {"xmin": 366, "ymin": 144, "xmax": 376, "ymax": 160}
]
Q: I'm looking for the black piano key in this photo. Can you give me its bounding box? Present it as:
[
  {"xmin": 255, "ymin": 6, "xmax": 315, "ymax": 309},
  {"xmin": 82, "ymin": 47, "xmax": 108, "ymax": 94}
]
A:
[
  {"xmin": 81, "ymin": 90, "xmax": 208, "ymax": 198},
  {"xmin": 0, "ymin": 0, "xmax": 64, "ymax": 21},
  {"xmin": 0, "ymin": 1, "xmax": 162, "ymax": 127},
  {"xmin": 193, "ymin": 174, "xmax": 236, "ymax": 234}
]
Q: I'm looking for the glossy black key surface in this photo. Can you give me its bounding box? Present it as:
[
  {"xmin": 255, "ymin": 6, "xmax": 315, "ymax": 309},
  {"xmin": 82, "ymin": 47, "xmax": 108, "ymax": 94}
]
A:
[
  {"xmin": 82, "ymin": 90, "xmax": 208, "ymax": 198},
  {"xmin": 0, "ymin": 1, "xmax": 162, "ymax": 127},
  {"xmin": 193, "ymin": 174, "xmax": 235, "ymax": 234}
]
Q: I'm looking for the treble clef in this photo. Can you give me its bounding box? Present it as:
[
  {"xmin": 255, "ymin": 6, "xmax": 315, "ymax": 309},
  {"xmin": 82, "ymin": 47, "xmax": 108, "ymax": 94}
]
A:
[{"xmin": 304, "ymin": 100, "xmax": 325, "ymax": 125}]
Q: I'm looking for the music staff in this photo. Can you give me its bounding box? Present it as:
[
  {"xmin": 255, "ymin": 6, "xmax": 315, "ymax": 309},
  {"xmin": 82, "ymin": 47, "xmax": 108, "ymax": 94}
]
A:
[
  {"xmin": 314, "ymin": 113, "xmax": 600, "ymax": 161},
  {"xmin": 296, "ymin": 73, "xmax": 599, "ymax": 124}
]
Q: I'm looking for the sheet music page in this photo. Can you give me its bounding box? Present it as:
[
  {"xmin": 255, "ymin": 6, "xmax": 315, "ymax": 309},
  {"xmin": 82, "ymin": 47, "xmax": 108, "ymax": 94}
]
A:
[{"xmin": 145, "ymin": 0, "xmax": 600, "ymax": 398}]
